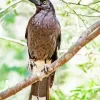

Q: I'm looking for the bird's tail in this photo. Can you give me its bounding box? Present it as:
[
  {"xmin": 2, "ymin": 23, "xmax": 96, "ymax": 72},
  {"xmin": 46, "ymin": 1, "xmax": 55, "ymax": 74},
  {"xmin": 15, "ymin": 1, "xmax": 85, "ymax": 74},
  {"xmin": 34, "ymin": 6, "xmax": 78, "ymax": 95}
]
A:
[{"xmin": 28, "ymin": 60, "xmax": 51, "ymax": 100}]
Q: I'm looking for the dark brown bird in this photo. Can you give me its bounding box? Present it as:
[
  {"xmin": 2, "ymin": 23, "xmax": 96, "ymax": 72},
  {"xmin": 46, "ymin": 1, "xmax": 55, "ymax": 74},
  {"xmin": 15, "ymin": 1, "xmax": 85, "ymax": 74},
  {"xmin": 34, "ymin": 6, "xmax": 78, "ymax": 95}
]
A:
[{"xmin": 25, "ymin": 0, "xmax": 61, "ymax": 100}]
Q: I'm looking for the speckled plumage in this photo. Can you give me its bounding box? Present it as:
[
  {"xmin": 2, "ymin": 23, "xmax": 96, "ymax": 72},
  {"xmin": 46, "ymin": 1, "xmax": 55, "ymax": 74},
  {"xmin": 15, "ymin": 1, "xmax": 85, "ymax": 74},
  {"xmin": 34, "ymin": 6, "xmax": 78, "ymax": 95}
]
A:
[
  {"xmin": 25, "ymin": 0, "xmax": 61, "ymax": 100},
  {"xmin": 26, "ymin": 10, "xmax": 60, "ymax": 60}
]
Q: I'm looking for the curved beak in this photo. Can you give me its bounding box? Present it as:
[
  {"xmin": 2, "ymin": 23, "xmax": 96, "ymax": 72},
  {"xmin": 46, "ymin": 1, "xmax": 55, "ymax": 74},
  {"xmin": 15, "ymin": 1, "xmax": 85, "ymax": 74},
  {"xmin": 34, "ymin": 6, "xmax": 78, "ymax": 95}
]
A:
[{"xmin": 29, "ymin": 0, "xmax": 41, "ymax": 6}]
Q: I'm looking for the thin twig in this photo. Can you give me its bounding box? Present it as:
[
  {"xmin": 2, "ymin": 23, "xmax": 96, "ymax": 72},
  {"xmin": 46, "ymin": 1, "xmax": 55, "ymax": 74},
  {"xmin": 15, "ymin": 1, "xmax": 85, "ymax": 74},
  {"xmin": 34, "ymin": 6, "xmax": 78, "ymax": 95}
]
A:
[
  {"xmin": 77, "ymin": 0, "xmax": 81, "ymax": 4},
  {"xmin": 0, "ymin": 0, "xmax": 21, "ymax": 15},
  {"xmin": 68, "ymin": 7, "xmax": 87, "ymax": 28},
  {"xmin": 65, "ymin": 11, "xmax": 100, "ymax": 17},
  {"xmin": 59, "ymin": 50, "xmax": 100, "ymax": 56},
  {"xmin": 87, "ymin": 6, "xmax": 100, "ymax": 13},
  {"xmin": 0, "ymin": 20, "xmax": 99, "ymax": 100},
  {"xmin": 62, "ymin": 0, "xmax": 87, "ymax": 28},
  {"xmin": 0, "ymin": 36, "xmax": 27, "ymax": 46},
  {"xmin": 88, "ymin": 1, "xmax": 100, "ymax": 5},
  {"xmin": 61, "ymin": 0, "xmax": 100, "ymax": 6},
  {"xmin": 61, "ymin": 0, "xmax": 100, "ymax": 13}
]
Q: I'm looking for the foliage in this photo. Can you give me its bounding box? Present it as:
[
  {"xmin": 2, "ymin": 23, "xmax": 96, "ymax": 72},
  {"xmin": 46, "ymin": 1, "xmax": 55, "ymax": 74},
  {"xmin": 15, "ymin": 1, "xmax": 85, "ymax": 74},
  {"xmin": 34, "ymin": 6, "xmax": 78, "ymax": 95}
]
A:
[{"xmin": 0, "ymin": 0, "xmax": 100, "ymax": 100}]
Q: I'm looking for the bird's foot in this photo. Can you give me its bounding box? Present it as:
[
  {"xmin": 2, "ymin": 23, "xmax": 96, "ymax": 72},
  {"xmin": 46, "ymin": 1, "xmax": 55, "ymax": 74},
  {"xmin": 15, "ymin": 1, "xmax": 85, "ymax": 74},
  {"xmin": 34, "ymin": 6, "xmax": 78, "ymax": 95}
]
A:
[
  {"xmin": 28, "ymin": 60, "xmax": 37, "ymax": 72},
  {"xmin": 43, "ymin": 64, "xmax": 50, "ymax": 74}
]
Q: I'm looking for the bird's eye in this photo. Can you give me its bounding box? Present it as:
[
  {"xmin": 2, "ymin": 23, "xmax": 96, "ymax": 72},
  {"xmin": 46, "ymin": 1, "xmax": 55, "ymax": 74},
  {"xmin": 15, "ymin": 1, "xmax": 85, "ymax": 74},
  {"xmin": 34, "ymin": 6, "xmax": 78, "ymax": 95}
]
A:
[{"xmin": 43, "ymin": 0, "xmax": 46, "ymax": 4}]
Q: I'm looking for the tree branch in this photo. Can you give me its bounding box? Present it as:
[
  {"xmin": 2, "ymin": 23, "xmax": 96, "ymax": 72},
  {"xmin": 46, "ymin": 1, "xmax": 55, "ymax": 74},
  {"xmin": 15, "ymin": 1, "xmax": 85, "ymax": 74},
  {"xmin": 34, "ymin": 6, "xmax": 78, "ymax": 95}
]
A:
[
  {"xmin": 0, "ymin": 36, "xmax": 27, "ymax": 46},
  {"xmin": 65, "ymin": 11, "xmax": 100, "ymax": 17},
  {"xmin": 61, "ymin": 0, "xmax": 100, "ymax": 13},
  {"xmin": 62, "ymin": 1, "xmax": 87, "ymax": 28},
  {"xmin": 0, "ymin": 20, "xmax": 100, "ymax": 100},
  {"xmin": 0, "ymin": 0, "xmax": 21, "ymax": 15},
  {"xmin": 61, "ymin": 0, "xmax": 100, "ymax": 6},
  {"xmin": 88, "ymin": 1, "xmax": 100, "ymax": 5},
  {"xmin": 77, "ymin": 0, "xmax": 81, "ymax": 4}
]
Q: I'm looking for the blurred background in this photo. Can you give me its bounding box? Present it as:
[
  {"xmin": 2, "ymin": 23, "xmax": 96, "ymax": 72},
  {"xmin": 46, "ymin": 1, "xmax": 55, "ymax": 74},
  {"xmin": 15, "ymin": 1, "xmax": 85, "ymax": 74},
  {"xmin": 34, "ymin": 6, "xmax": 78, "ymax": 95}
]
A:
[{"xmin": 0, "ymin": 0, "xmax": 100, "ymax": 100}]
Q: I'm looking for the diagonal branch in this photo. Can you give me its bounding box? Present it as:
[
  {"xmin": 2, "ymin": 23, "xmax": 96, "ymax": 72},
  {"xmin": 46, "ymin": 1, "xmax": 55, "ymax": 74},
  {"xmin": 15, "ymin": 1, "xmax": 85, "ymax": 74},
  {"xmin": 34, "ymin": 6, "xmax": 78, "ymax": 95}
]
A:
[
  {"xmin": 0, "ymin": 20, "xmax": 100, "ymax": 100},
  {"xmin": 62, "ymin": 1, "xmax": 100, "ymax": 6},
  {"xmin": 88, "ymin": 1, "xmax": 100, "ymax": 5},
  {"xmin": 62, "ymin": 0, "xmax": 87, "ymax": 28},
  {"xmin": 61, "ymin": 0, "xmax": 100, "ymax": 13},
  {"xmin": 77, "ymin": 0, "xmax": 81, "ymax": 4},
  {"xmin": 65, "ymin": 11, "xmax": 100, "ymax": 17},
  {"xmin": 0, "ymin": 0, "xmax": 21, "ymax": 15}
]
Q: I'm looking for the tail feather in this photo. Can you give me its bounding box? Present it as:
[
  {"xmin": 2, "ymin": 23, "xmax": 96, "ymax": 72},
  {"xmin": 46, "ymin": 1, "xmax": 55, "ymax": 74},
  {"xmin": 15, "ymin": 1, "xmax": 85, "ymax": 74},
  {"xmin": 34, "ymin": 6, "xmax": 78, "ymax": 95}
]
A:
[
  {"xmin": 31, "ymin": 96, "xmax": 46, "ymax": 100},
  {"xmin": 29, "ymin": 77, "xmax": 50, "ymax": 100}
]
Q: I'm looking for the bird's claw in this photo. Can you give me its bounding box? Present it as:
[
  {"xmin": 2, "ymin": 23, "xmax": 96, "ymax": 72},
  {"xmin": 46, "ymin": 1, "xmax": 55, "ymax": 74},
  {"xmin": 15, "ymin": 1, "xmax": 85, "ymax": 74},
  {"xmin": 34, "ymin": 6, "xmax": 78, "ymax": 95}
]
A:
[
  {"xmin": 28, "ymin": 60, "xmax": 37, "ymax": 72},
  {"xmin": 43, "ymin": 64, "xmax": 50, "ymax": 74}
]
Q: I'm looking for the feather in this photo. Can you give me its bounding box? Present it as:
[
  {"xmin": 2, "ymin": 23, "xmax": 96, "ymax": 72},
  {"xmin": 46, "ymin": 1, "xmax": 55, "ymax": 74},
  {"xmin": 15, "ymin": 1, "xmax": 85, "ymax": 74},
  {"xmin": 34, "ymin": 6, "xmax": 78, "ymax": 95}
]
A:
[{"xmin": 26, "ymin": 0, "xmax": 61, "ymax": 100}]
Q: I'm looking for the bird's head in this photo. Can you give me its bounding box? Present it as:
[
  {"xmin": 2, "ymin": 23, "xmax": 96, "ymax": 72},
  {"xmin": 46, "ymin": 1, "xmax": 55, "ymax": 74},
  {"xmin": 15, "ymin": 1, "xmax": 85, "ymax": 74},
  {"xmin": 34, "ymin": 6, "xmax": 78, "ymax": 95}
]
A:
[{"xmin": 29, "ymin": 0, "xmax": 53, "ymax": 10}]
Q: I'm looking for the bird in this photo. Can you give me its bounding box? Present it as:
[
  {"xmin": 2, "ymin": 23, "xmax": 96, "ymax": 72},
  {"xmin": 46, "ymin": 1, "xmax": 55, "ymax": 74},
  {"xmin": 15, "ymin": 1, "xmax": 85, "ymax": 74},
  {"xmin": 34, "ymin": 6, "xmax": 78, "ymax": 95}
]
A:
[{"xmin": 25, "ymin": 0, "xmax": 61, "ymax": 100}]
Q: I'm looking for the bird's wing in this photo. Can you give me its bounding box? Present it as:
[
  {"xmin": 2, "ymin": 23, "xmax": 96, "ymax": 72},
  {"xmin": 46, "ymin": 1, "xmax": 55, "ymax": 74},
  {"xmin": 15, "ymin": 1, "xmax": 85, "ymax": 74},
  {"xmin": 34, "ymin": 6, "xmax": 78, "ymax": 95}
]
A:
[{"xmin": 25, "ymin": 27, "xmax": 28, "ymax": 39}]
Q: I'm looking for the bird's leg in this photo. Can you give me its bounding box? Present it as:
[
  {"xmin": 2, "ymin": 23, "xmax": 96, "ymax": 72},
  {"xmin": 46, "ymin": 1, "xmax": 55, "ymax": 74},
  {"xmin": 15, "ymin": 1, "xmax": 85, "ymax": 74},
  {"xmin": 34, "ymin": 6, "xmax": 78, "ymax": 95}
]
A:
[
  {"xmin": 28, "ymin": 59, "xmax": 37, "ymax": 72},
  {"xmin": 43, "ymin": 59, "xmax": 51, "ymax": 74},
  {"xmin": 44, "ymin": 64, "xmax": 50, "ymax": 74},
  {"xmin": 37, "ymin": 96, "xmax": 39, "ymax": 100}
]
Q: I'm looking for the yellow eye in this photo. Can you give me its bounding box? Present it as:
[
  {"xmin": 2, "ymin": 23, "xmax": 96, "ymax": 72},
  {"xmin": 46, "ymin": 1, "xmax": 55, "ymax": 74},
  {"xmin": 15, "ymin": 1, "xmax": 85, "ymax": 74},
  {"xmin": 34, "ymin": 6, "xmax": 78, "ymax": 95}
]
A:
[{"xmin": 43, "ymin": 1, "xmax": 46, "ymax": 4}]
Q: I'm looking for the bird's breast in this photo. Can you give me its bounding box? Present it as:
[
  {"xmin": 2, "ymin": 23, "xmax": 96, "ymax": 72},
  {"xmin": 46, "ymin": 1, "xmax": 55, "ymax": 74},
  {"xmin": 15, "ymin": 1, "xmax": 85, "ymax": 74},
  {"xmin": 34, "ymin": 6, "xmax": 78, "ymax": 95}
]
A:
[
  {"xmin": 33, "ymin": 13, "xmax": 59, "ymax": 31},
  {"xmin": 27, "ymin": 13, "xmax": 60, "ymax": 60}
]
